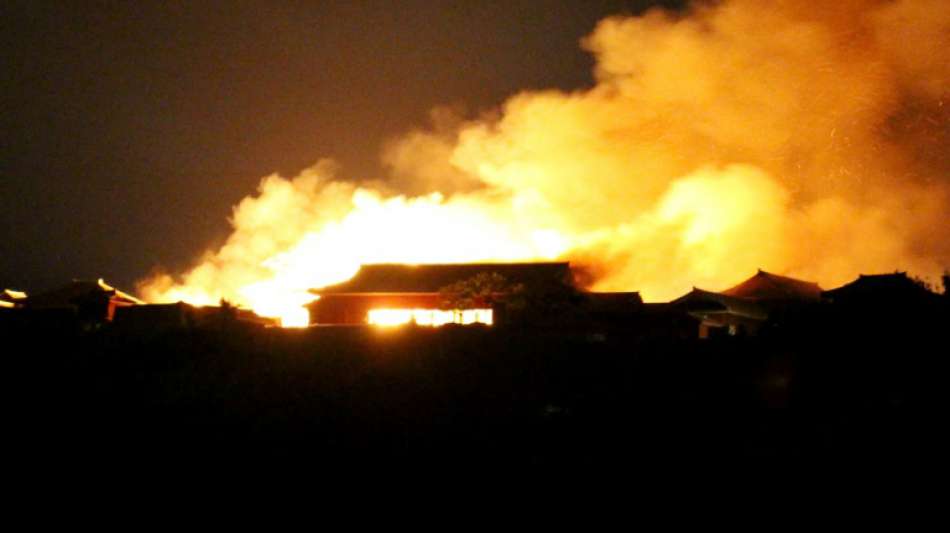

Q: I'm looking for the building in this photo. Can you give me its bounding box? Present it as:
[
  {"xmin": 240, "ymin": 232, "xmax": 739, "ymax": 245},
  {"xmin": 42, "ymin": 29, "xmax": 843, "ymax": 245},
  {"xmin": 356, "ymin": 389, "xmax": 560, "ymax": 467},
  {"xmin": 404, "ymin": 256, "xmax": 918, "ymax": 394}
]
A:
[
  {"xmin": 673, "ymin": 270, "xmax": 822, "ymax": 338},
  {"xmin": 113, "ymin": 302, "xmax": 194, "ymax": 333},
  {"xmin": 820, "ymin": 272, "xmax": 948, "ymax": 335},
  {"xmin": 306, "ymin": 262, "xmax": 575, "ymax": 326},
  {"xmin": 822, "ymin": 272, "xmax": 943, "ymax": 307},
  {"xmin": 113, "ymin": 301, "xmax": 279, "ymax": 333},
  {"xmin": 26, "ymin": 278, "xmax": 143, "ymax": 330},
  {"xmin": 720, "ymin": 269, "xmax": 822, "ymax": 302},
  {"xmin": 1, "ymin": 279, "xmax": 143, "ymax": 332}
]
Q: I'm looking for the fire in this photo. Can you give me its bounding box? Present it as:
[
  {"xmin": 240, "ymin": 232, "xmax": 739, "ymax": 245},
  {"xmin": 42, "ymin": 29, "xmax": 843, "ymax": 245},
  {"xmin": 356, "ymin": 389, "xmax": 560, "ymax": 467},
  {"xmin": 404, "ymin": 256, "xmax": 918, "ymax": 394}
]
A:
[
  {"xmin": 139, "ymin": 176, "xmax": 572, "ymax": 326},
  {"xmin": 139, "ymin": 0, "xmax": 950, "ymax": 325},
  {"xmin": 230, "ymin": 191, "xmax": 564, "ymax": 326},
  {"xmin": 367, "ymin": 308, "xmax": 493, "ymax": 327}
]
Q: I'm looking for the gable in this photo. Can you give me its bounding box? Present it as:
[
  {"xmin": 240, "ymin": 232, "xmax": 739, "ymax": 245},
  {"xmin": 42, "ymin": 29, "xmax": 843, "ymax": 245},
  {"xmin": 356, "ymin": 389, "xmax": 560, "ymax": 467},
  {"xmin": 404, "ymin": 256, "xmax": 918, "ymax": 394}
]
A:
[{"xmin": 721, "ymin": 270, "xmax": 821, "ymax": 301}]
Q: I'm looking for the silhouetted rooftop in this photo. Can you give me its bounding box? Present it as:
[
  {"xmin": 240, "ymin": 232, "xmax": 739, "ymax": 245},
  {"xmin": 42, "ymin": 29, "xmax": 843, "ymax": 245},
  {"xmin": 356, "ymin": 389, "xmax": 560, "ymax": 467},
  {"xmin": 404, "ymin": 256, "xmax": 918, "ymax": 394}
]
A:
[
  {"xmin": 822, "ymin": 272, "xmax": 941, "ymax": 303},
  {"xmin": 673, "ymin": 288, "xmax": 768, "ymax": 320},
  {"xmin": 312, "ymin": 262, "xmax": 573, "ymax": 294},
  {"xmin": 25, "ymin": 279, "xmax": 143, "ymax": 308},
  {"xmin": 721, "ymin": 270, "xmax": 821, "ymax": 301},
  {"xmin": 584, "ymin": 292, "xmax": 643, "ymax": 311}
]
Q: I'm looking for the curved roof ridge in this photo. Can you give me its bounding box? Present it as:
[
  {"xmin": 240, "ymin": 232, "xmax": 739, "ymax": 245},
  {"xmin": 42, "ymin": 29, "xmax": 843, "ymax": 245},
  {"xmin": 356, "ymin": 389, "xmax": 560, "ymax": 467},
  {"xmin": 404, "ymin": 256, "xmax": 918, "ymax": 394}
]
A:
[{"xmin": 722, "ymin": 270, "xmax": 821, "ymax": 300}]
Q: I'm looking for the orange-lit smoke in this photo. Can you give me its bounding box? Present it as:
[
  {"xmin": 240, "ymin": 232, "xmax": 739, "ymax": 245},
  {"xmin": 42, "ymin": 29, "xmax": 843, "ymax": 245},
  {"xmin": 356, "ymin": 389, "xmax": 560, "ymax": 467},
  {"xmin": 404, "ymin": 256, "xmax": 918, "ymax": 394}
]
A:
[{"xmin": 140, "ymin": 0, "xmax": 950, "ymax": 324}]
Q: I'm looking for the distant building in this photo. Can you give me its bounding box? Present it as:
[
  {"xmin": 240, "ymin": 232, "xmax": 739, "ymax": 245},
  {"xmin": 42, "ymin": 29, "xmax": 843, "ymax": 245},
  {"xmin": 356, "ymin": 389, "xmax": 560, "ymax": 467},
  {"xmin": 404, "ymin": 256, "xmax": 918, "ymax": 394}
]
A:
[
  {"xmin": 307, "ymin": 262, "xmax": 575, "ymax": 327},
  {"xmin": 1, "ymin": 289, "xmax": 28, "ymax": 309},
  {"xmin": 821, "ymin": 272, "xmax": 943, "ymax": 307},
  {"xmin": 720, "ymin": 269, "xmax": 822, "ymax": 302},
  {"xmin": 673, "ymin": 270, "xmax": 822, "ymax": 338},
  {"xmin": 114, "ymin": 301, "xmax": 280, "ymax": 333},
  {"xmin": 571, "ymin": 292, "xmax": 702, "ymax": 342},
  {"xmin": 820, "ymin": 272, "xmax": 948, "ymax": 337},
  {"xmin": 113, "ymin": 302, "xmax": 194, "ymax": 333},
  {"xmin": 0, "ymin": 279, "xmax": 143, "ymax": 332},
  {"xmin": 24, "ymin": 279, "xmax": 143, "ymax": 329},
  {"xmin": 581, "ymin": 292, "xmax": 644, "ymax": 322}
]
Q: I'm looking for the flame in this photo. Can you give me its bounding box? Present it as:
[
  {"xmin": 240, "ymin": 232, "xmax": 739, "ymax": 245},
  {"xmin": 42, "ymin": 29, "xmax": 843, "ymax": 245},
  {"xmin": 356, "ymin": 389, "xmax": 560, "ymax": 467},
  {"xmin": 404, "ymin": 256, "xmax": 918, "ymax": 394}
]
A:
[
  {"xmin": 139, "ymin": 176, "xmax": 571, "ymax": 326},
  {"xmin": 368, "ymin": 308, "xmax": 493, "ymax": 327},
  {"xmin": 139, "ymin": 0, "xmax": 950, "ymax": 325},
  {"xmin": 227, "ymin": 190, "xmax": 563, "ymax": 326}
]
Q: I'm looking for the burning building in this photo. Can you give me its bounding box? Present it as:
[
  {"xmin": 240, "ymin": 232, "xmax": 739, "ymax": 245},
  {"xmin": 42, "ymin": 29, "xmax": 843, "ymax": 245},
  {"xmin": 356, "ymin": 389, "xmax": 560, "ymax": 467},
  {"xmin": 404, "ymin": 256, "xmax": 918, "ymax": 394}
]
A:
[
  {"xmin": 306, "ymin": 262, "xmax": 575, "ymax": 326},
  {"xmin": 138, "ymin": 1, "xmax": 950, "ymax": 324}
]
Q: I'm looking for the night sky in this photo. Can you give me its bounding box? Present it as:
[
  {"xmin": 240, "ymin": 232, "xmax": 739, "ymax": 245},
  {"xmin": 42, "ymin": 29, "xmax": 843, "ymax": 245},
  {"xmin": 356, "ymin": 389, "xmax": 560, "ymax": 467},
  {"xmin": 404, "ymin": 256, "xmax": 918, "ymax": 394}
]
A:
[{"xmin": 1, "ymin": 1, "xmax": 687, "ymax": 293}]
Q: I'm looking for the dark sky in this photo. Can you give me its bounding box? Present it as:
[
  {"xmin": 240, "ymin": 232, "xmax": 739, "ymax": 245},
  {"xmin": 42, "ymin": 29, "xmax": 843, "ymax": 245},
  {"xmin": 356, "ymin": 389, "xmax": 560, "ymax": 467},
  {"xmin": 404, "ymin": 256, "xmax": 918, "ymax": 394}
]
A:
[{"xmin": 1, "ymin": 0, "xmax": 686, "ymax": 293}]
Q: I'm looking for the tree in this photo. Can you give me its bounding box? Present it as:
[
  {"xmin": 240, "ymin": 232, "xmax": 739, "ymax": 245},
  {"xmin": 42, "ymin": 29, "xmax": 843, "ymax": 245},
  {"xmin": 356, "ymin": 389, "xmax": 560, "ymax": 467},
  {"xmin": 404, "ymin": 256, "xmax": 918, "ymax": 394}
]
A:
[
  {"xmin": 440, "ymin": 270, "xmax": 583, "ymax": 326},
  {"xmin": 438, "ymin": 272, "xmax": 524, "ymax": 311},
  {"xmin": 909, "ymin": 274, "xmax": 936, "ymax": 293}
]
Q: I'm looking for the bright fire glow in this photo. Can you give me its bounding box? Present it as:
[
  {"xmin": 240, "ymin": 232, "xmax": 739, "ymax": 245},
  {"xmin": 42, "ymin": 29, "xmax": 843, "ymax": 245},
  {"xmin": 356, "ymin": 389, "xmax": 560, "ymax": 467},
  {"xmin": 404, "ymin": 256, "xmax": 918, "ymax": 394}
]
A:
[
  {"xmin": 140, "ymin": 180, "xmax": 570, "ymax": 326},
  {"xmin": 138, "ymin": 1, "xmax": 950, "ymax": 325},
  {"xmin": 3, "ymin": 289, "xmax": 27, "ymax": 300},
  {"xmin": 367, "ymin": 308, "xmax": 494, "ymax": 327},
  {"xmin": 279, "ymin": 306, "xmax": 310, "ymax": 328}
]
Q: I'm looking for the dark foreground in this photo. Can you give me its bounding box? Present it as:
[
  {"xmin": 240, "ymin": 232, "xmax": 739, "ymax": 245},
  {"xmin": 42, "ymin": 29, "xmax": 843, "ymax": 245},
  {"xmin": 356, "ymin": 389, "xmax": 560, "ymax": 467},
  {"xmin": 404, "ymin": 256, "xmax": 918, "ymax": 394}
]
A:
[{"xmin": 7, "ymin": 305, "xmax": 946, "ymax": 477}]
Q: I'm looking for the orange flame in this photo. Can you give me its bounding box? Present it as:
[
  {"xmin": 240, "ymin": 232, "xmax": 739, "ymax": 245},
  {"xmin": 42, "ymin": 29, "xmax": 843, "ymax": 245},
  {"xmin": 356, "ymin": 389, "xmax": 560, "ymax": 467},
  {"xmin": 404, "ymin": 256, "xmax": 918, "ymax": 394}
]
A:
[{"xmin": 140, "ymin": 0, "xmax": 950, "ymax": 325}]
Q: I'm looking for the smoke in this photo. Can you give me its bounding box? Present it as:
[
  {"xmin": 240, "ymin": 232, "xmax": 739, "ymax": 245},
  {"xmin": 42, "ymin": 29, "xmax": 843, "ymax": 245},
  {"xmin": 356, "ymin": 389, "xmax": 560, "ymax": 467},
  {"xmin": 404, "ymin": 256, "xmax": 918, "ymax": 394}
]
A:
[{"xmin": 141, "ymin": 0, "xmax": 950, "ymax": 317}]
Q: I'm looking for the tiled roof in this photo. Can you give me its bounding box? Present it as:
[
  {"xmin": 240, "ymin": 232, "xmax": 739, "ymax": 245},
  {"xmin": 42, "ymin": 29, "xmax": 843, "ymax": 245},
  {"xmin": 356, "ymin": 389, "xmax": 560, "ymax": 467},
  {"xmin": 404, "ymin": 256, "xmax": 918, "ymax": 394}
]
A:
[
  {"xmin": 822, "ymin": 272, "xmax": 941, "ymax": 303},
  {"xmin": 313, "ymin": 262, "xmax": 573, "ymax": 294},
  {"xmin": 673, "ymin": 288, "xmax": 768, "ymax": 320},
  {"xmin": 721, "ymin": 270, "xmax": 821, "ymax": 301},
  {"xmin": 25, "ymin": 279, "xmax": 143, "ymax": 308}
]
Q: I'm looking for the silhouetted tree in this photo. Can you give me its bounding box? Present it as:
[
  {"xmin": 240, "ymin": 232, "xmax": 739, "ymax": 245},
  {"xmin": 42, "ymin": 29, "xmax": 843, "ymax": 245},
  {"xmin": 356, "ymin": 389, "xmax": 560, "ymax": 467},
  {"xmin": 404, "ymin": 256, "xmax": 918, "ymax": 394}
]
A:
[
  {"xmin": 213, "ymin": 298, "xmax": 238, "ymax": 329},
  {"xmin": 909, "ymin": 273, "xmax": 936, "ymax": 293},
  {"xmin": 439, "ymin": 272, "xmax": 524, "ymax": 311}
]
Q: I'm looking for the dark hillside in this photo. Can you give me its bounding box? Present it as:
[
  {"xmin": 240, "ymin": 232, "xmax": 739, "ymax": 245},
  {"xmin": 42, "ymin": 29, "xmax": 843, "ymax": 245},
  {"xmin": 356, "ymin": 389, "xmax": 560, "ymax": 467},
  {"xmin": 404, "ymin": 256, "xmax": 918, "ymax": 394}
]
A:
[{"xmin": 7, "ymin": 300, "xmax": 946, "ymax": 475}]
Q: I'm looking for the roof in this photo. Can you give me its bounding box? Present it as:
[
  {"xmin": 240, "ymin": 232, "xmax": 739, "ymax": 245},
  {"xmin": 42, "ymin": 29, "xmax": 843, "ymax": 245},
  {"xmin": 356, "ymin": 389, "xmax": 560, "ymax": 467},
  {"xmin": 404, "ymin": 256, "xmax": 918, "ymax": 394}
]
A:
[
  {"xmin": 721, "ymin": 270, "xmax": 822, "ymax": 301},
  {"xmin": 26, "ymin": 279, "xmax": 144, "ymax": 308},
  {"xmin": 584, "ymin": 292, "xmax": 644, "ymax": 311},
  {"xmin": 95, "ymin": 279, "xmax": 144, "ymax": 305},
  {"xmin": 673, "ymin": 288, "xmax": 768, "ymax": 320},
  {"xmin": 312, "ymin": 262, "xmax": 573, "ymax": 295},
  {"xmin": 822, "ymin": 272, "xmax": 941, "ymax": 304}
]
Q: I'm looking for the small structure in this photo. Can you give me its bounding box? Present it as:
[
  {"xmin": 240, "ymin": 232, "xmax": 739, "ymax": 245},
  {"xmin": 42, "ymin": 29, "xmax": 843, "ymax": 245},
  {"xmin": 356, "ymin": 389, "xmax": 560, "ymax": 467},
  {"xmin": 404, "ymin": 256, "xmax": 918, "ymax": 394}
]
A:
[
  {"xmin": 582, "ymin": 292, "xmax": 644, "ymax": 321},
  {"xmin": 307, "ymin": 262, "xmax": 574, "ymax": 327},
  {"xmin": 1, "ymin": 279, "xmax": 143, "ymax": 332},
  {"xmin": 23, "ymin": 279, "xmax": 143, "ymax": 328},
  {"xmin": 113, "ymin": 301, "xmax": 279, "ymax": 333},
  {"xmin": 673, "ymin": 270, "xmax": 821, "ymax": 338},
  {"xmin": 113, "ymin": 302, "xmax": 195, "ymax": 333}
]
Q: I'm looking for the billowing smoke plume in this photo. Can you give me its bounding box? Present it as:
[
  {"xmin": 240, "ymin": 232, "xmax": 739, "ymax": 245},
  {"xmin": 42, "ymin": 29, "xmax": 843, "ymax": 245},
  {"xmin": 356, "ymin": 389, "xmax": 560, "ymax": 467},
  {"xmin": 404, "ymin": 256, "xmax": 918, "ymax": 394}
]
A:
[{"xmin": 141, "ymin": 0, "xmax": 950, "ymax": 322}]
